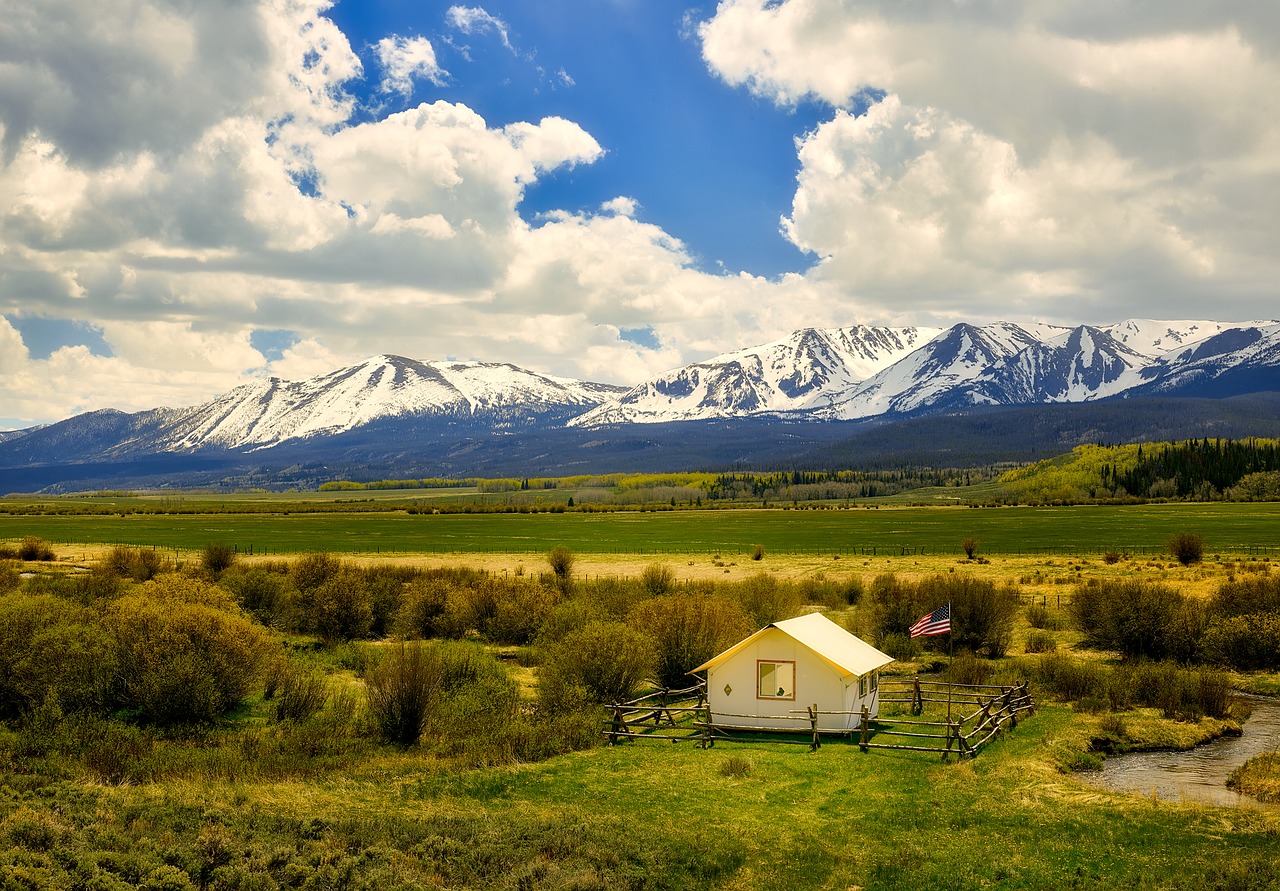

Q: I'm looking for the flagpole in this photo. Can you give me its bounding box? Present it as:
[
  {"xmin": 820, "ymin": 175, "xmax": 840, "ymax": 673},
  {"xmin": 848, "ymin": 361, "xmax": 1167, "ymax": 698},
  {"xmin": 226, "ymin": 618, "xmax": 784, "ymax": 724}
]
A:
[{"xmin": 947, "ymin": 602, "xmax": 953, "ymax": 724}]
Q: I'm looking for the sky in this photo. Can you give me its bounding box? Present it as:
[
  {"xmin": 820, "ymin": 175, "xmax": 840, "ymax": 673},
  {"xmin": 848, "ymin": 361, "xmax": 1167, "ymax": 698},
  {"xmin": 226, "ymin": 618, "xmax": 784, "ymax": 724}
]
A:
[{"xmin": 2, "ymin": 0, "xmax": 1280, "ymax": 430}]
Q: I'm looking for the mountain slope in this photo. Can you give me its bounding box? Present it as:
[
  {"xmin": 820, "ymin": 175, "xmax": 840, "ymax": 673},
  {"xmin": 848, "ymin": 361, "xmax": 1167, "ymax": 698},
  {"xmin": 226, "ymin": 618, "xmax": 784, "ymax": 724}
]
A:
[{"xmin": 571, "ymin": 325, "xmax": 941, "ymax": 425}]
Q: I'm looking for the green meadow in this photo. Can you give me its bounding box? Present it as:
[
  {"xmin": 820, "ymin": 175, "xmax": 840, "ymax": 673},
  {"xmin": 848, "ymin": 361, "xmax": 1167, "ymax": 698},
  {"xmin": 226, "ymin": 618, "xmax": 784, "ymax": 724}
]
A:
[{"xmin": 4, "ymin": 501, "xmax": 1280, "ymax": 556}]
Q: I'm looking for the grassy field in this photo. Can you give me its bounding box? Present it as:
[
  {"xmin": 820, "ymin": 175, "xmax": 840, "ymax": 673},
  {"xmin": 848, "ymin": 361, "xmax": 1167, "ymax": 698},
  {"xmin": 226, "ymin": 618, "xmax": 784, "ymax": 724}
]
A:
[
  {"xmin": 4, "ymin": 501, "xmax": 1280, "ymax": 557},
  {"xmin": 4, "ymin": 700, "xmax": 1278, "ymax": 891}
]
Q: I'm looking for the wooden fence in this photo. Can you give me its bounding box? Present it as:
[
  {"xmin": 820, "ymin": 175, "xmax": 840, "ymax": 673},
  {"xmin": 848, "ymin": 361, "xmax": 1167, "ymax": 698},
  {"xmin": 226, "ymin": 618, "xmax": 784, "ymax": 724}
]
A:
[{"xmin": 604, "ymin": 677, "xmax": 1035, "ymax": 760}]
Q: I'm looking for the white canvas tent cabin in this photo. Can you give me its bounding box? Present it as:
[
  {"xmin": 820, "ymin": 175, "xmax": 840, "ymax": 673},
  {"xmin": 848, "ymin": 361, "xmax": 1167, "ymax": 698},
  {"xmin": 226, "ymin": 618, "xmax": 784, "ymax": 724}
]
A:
[{"xmin": 691, "ymin": 612, "xmax": 894, "ymax": 733}]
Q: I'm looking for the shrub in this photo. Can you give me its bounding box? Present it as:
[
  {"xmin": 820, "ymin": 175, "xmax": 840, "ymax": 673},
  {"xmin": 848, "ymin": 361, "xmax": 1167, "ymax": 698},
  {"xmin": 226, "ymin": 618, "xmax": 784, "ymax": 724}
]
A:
[
  {"xmin": 270, "ymin": 662, "xmax": 330, "ymax": 724},
  {"xmin": 750, "ymin": 544, "xmax": 765, "ymax": 561},
  {"xmin": 1024, "ymin": 604, "xmax": 1062, "ymax": 630},
  {"xmin": 629, "ymin": 594, "xmax": 750, "ymax": 689},
  {"xmin": 961, "ymin": 538, "xmax": 978, "ymax": 560},
  {"xmin": 103, "ymin": 546, "xmax": 165, "ymax": 581},
  {"xmin": 732, "ymin": 573, "xmax": 803, "ymax": 627},
  {"xmin": 201, "ymin": 541, "xmax": 237, "ymax": 576},
  {"xmin": 292, "ymin": 552, "xmax": 344, "ymax": 593},
  {"xmin": 1167, "ymin": 532, "xmax": 1204, "ymax": 566},
  {"xmin": 1070, "ymin": 579, "xmax": 1204, "ymax": 661},
  {"xmin": 364, "ymin": 641, "xmax": 448, "ymax": 745},
  {"xmin": 878, "ymin": 632, "xmax": 918, "ymax": 662},
  {"xmin": 1210, "ymin": 575, "xmax": 1280, "ymax": 619},
  {"xmin": 107, "ymin": 576, "xmax": 273, "ymax": 725},
  {"xmin": 946, "ymin": 651, "xmax": 991, "ymax": 686},
  {"xmin": 0, "ymin": 594, "xmax": 117, "ymax": 719},
  {"xmin": 481, "ymin": 578, "xmax": 559, "ymax": 645},
  {"xmin": 548, "ymin": 547, "xmax": 575, "ymax": 588},
  {"xmin": 1024, "ymin": 630, "xmax": 1057, "ymax": 654},
  {"xmin": 219, "ymin": 566, "xmax": 293, "ymax": 625},
  {"xmin": 719, "ymin": 754, "xmax": 753, "ymax": 779},
  {"xmin": 17, "ymin": 537, "xmax": 56, "ymax": 561},
  {"xmin": 312, "ymin": 568, "xmax": 374, "ymax": 643},
  {"xmin": 1200, "ymin": 613, "xmax": 1280, "ymax": 671},
  {"xmin": 395, "ymin": 578, "xmax": 454, "ymax": 639},
  {"xmin": 640, "ymin": 563, "xmax": 677, "ymax": 596},
  {"xmin": 538, "ymin": 621, "xmax": 656, "ymax": 709}
]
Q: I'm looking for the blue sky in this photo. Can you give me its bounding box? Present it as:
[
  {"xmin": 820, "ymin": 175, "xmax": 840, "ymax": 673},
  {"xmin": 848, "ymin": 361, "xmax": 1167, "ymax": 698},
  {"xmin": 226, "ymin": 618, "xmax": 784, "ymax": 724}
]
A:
[
  {"xmin": 2, "ymin": 0, "xmax": 1279, "ymax": 429},
  {"xmin": 328, "ymin": 1, "xmax": 827, "ymax": 276}
]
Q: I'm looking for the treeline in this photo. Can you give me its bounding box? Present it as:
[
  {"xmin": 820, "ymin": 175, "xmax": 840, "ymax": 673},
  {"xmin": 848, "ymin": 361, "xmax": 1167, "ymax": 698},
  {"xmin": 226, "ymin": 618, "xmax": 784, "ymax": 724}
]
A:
[
  {"xmin": 1108, "ymin": 438, "xmax": 1280, "ymax": 499},
  {"xmin": 997, "ymin": 438, "xmax": 1280, "ymax": 503}
]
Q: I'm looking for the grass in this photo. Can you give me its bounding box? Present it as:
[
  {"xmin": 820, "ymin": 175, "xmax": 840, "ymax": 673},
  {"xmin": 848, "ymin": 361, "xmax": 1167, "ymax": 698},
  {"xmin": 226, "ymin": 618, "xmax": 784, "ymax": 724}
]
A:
[
  {"xmin": 4, "ymin": 501, "xmax": 1280, "ymax": 557},
  {"xmin": 1229, "ymin": 752, "xmax": 1280, "ymax": 804},
  {"xmin": 4, "ymin": 704, "xmax": 1279, "ymax": 890}
]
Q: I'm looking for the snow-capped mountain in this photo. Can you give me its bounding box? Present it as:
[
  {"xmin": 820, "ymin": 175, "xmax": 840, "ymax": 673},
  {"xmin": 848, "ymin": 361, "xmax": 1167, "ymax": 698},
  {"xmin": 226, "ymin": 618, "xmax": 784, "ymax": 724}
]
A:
[
  {"xmin": 571, "ymin": 325, "xmax": 941, "ymax": 426},
  {"xmin": 155, "ymin": 356, "xmax": 625, "ymax": 451},
  {"xmin": 0, "ymin": 356, "xmax": 627, "ymax": 462},
  {"xmin": 573, "ymin": 318, "xmax": 1280, "ymax": 426},
  {"xmin": 3, "ymin": 320, "xmax": 1279, "ymax": 486}
]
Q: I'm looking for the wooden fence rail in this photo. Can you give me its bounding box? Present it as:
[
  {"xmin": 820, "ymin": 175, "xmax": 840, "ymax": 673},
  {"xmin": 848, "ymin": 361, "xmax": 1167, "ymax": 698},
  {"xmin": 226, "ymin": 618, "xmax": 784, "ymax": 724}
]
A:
[{"xmin": 605, "ymin": 679, "xmax": 1034, "ymax": 759}]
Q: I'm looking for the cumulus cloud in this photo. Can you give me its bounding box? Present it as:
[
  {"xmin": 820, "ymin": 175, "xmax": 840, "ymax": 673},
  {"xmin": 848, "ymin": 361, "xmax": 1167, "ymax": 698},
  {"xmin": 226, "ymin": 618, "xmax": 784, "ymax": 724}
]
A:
[
  {"xmin": 375, "ymin": 35, "xmax": 447, "ymax": 97},
  {"xmin": 698, "ymin": 0, "xmax": 1280, "ymax": 320}
]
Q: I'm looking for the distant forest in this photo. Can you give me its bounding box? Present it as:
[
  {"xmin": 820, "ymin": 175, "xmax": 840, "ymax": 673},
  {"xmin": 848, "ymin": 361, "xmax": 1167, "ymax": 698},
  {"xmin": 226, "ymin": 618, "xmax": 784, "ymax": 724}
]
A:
[{"xmin": 998, "ymin": 438, "xmax": 1280, "ymax": 504}]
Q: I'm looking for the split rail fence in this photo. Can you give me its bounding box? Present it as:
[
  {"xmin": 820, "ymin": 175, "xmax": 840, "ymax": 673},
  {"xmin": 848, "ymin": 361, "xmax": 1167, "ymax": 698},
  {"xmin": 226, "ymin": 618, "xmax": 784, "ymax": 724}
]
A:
[{"xmin": 604, "ymin": 677, "xmax": 1035, "ymax": 760}]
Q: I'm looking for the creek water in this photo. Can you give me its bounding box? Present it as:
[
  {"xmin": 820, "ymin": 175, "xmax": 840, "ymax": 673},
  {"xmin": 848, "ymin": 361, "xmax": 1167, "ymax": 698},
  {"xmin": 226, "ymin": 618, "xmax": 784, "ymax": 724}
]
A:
[{"xmin": 1084, "ymin": 695, "xmax": 1280, "ymax": 808}]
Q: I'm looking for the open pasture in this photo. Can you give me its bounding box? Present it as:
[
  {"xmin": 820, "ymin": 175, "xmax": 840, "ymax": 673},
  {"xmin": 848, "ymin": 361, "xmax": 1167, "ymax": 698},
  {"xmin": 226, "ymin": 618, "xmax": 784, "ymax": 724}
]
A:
[{"xmin": 3, "ymin": 501, "xmax": 1280, "ymax": 557}]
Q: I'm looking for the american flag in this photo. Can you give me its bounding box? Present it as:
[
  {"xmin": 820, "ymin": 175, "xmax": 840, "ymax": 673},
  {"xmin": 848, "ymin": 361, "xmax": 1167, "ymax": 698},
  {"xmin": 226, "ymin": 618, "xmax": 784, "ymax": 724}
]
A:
[{"xmin": 909, "ymin": 603, "xmax": 951, "ymax": 638}]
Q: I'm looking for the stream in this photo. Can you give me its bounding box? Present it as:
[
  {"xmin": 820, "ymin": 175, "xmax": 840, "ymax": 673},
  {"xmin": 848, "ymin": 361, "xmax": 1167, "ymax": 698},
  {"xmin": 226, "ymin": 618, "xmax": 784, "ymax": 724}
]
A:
[{"xmin": 1084, "ymin": 695, "xmax": 1280, "ymax": 808}]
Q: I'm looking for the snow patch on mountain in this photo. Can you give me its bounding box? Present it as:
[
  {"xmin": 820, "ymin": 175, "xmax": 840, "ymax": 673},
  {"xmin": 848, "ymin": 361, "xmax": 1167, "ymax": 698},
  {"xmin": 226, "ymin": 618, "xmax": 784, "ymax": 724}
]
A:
[{"xmin": 571, "ymin": 325, "xmax": 942, "ymax": 425}]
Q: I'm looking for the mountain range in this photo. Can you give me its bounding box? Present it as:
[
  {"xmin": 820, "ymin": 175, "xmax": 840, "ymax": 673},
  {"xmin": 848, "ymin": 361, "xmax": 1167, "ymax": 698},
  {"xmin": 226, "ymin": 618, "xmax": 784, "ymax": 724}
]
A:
[{"xmin": 3, "ymin": 318, "xmax": 1279, "ymax": 491}]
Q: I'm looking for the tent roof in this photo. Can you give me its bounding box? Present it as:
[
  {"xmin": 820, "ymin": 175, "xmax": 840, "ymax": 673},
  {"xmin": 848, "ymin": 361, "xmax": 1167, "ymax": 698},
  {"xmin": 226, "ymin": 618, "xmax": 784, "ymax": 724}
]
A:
[{"xmin": 691, "ymin": 612, "xmax": 894, "ymax": 678}]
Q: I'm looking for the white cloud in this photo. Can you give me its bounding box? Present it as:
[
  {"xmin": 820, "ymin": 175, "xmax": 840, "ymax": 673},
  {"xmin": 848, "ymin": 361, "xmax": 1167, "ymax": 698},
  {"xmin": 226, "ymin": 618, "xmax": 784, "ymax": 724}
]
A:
[
  {"xmin": 445, "ymin": 6, "xmax": 514, "ymax": 52},
  {"xmin": 600, "ymin": 197, "xmax": 638, "ymax": 217},
  {"xmin": 375, "ymin": 35, "xmax": 447, "ymax": 97},
  {"xmin": 699, "ymin": 0, "xmax": 1280, "ymax": 319}
]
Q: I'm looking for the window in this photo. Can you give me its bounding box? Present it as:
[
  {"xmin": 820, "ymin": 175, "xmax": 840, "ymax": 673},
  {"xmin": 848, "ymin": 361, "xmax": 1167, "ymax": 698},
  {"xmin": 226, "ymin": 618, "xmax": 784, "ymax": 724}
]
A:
[
  {"xmin": 871, "ymin": 672, "xmax": 878, "ymax": 692},
  {"xmin": 858, "ymin": 676, "xmax": 868, "ymax": 698},
  {"xmin": 757, "ymin": 661, "xmax": 795, "ymax": 700}
]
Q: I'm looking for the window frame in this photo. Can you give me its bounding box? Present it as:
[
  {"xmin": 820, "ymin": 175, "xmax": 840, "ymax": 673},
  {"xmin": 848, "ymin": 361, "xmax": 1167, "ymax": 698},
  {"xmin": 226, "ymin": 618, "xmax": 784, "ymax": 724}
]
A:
[{"xmin": 756, "ymin": 659, "xmax": 797, "ymax": 701}]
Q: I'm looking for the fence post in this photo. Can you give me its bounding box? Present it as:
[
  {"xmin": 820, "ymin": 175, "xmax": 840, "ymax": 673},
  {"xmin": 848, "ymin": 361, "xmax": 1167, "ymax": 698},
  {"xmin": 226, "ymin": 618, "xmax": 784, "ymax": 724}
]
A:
[
  {"xmin": 859, "ymin": 705, "xmax": 870, "ymax": 752},
  {"xmin": 912, "ymin": 676, "xmax": 923, "ymax": 716},
  {"xmin": 808, "ymin": 704, "xmax": 820, "ymax": 752},
  {"xmin": 608, "ymin": 704, "xmax": 625, "ymax": 745}
]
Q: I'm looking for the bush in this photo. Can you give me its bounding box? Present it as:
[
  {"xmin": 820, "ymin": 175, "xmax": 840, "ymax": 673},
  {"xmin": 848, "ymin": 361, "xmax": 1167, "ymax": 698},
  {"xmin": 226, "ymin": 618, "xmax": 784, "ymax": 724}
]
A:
[
  {"xmin": 103, "ymin": 545, "xmax": 165, "ymax": 581},
  {"xmin": 1200, "ymin": 613, "xmax": 1280, "ymax": 671},
  {"xmin": 0, "ymin": 594, "xmax": 117, "ymax": 719},
  {"xmin": 1024, "ymin": 630, "xmax": 1057, "ymax": 653},
  {"xmin": 481, "ymin": 578, "xmax": 559, "ymax": 645},
  {"xmin": 629, "ymin": 594, "xmax": 750, "ymax": 689},
  {"xmin": 292, "ymin": 552, "xmax": 344, "ymax": 594},
  {"xmin": 270, "ymin": 662, "xmax": 330, "ymax": 724},
  {"xmin": 946, "ymin": 652, "xmax": 991, "ymax": 686},
  {"xmin": 1210, "ymin": 575, "xmax": 1280, "ymax": 619},
  {"xmin": 548, "ymin": 547, "xmax": 574, "ymax": 588},
  {"xmin": 1025, "ymin": 604, "xmax": 1064, "ymax": 630},
  {"xmin": 107, "ymin": 575, "xmax": 273, "ymax": 725},
  {"xmin": 201, "ymin": 541, "xmax": 237, "ymax": 576},
  {"xmin": 1070, "ymin": 579, "xmax": 1205, "ymax": 661},
  {"xmin": 878, "ymin": 632, "xmax": 918, "ymax": 661},
  {"xmin": 395, "ymin": 578, "xmax": 454, "ymax": 639},
  {"xmin": 750, "ymin": 544, "xmax": 765, "ymax": 561},
  {"xmin": 312, "ymin": 569, "xmax": 374, "ymax": 643},
  {"xmin": 17, "ymin": 537, "xmax": 56, "ymax": 561},
  {"xmin": 538, "ymin": 621, "xmax": 656, "ymax": 709},
  {"xmin": 732, "ymin": 573, "xmax": 803, "ymax": 627},
  {"xmin": 219, "ymin": 566, "xmax": 293, "ymax": 625},
  {"xmin": 364, "ymin": 641, "xmax": 448, "ymax": 745},
  {"xmin": 961, "ymin": 538, "xmax": 978, "ymax": 560},
  {"xmin": 1167, "ymin": 532, "xmax": 1204, "ymax": 566},
  {"xmin": 640, "ymin": 563, "xmax": 676, "ymax": 596}
]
